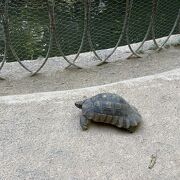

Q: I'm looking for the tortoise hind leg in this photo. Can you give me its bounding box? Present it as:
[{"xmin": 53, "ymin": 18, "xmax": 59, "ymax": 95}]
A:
[
  {"xmin": 126, "ymin": 126, "xmax": 137, "ymax": 133},
  {"xmin": 80, "ymin": 115, "xmax": 90, "ymax": 130}
]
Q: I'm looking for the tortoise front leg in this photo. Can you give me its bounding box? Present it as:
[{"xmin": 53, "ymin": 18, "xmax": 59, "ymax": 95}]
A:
[{"xmin": 80, "ymin": 115, "xmax": 90, "ymax": 130}]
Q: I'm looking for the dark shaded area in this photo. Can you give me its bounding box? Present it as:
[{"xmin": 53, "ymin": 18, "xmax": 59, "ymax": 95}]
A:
[{"xmin": 0, "ymin": 0, "xmax": 179, "ymax": 62}]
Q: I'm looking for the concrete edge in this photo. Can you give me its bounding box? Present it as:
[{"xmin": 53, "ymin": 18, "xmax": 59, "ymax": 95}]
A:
[{"xmin": 0, "ymin": 67, "xmax": 179, "ymax": 104}]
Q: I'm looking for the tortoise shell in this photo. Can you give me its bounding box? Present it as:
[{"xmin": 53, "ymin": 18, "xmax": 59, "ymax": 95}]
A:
[{"xmin": 75, "ymin": 93, "xmax": 141, "ymax": 132}]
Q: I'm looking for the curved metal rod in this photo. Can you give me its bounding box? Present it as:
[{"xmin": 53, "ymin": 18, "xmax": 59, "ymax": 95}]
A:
[
  {"xmin": 4, "ymin": 0, "xmax": 33, "ymax": 73},
  {"xmin": 31, "ymin": 32, "xmax": 53, "ymax": 76},
  {"xmin": 127, "ymin": 12, "xmax": 153, "ymax": 58},
  {"xmin": 126, "ymin": 0, "xmax": 141, "ymax": 58},
  {"xmin": 86, "ymin": 0, "xmax": 129, "ymax": 65},
  {"xmin": 0, "ymin": 4, "xmax": 7, "ymax": 80},
  {"xmin": 65, "ymin": 0, "xmax": 88, "ymax": 68},
  {"xmin": 0, "ymin": 13, "xmax": 7, "ymax": 71},
  {"xmin": 0, "ymin": 48, "xmax": 6, "ymax": 79},
  {"xmin": 151, "ymin": 0, "xmax": 159, "ymax": 49},
  {"xmin": 0, "ymin": 38, "xmax": 7, "ymax": 71},
  {"xmin": 9, "ymin": 44, "xmax": 33, "ymax": 73},
  {"xmin": 86, "ymin": 0, "xmax": 104, "ymax": 62},
  {"xmin": 54, "ymin": 34, "xmax": 83, "ymax": 69},
  {"xmin": 157, "ymin": 8, "xmax": 180, "ymax": 52},
  {"xmin": 0, "ymin": 14, "xmax": 7, "ymax": 71},
  {"xmin": 31, "ymin": 1, "xmax": 55, "ymax": 75},
  {"xmin": 53, "ymin": 1, "xmax": 82, "ymax": 69},
  {"xmin": 94, "ymin": 0, "xmax": 130, "ymax": 66}
]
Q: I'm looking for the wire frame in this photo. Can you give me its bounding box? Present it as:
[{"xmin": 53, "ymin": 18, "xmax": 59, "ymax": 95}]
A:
[{"xmin": 0, "ymin": 0, "xmax": 179, "ymax": 78}]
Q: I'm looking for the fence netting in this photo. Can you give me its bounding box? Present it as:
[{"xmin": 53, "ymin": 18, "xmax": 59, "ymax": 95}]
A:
[{"xmin": 0, "ymin": 0, "xmax": 180, "ymax": 75}]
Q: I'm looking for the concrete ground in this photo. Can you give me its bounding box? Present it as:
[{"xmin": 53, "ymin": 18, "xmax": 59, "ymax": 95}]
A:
[
  {"xmin": 0, "ymin": 68, "xmax": 180, "ymax": 180},
  {"xmin": 0, "ymin": 46, "xmax": 180, "ymax": 96}
]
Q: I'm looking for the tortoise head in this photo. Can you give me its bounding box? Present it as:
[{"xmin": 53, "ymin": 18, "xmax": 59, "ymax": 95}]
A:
[{"xmin": 75, "ymin": 100, "xmax": 84, "ymax": 109}]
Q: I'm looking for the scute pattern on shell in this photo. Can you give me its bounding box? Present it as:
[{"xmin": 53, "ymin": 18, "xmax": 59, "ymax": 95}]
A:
[{"xmin": 76, "ymin": 93, "xmax": 142, "ymax": 132}]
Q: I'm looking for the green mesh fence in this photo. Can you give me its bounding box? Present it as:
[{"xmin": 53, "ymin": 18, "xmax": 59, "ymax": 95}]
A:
[{"xmin": 0, "ymin": 0, "xmax": 180, "ymax": 75}]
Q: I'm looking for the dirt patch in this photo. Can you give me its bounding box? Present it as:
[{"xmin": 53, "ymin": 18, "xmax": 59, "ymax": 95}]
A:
[{"xmin": 0, "ymin": 46, "xmax": 180, "ymax": 96}]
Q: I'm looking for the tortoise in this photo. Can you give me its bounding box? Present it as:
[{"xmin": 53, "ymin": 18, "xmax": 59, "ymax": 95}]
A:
[{"xmin": 75, "ymin": 93, "xmax": 142, "ymax": 132}]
